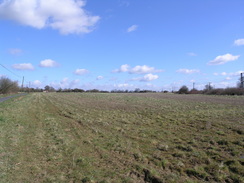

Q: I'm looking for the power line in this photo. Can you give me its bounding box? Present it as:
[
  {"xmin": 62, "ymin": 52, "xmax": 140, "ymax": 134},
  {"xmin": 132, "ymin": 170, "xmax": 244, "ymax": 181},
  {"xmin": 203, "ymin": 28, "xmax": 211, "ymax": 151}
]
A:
[{"xmin": 0, "ymin": 63, "xmax": 22, "ymax": 79}]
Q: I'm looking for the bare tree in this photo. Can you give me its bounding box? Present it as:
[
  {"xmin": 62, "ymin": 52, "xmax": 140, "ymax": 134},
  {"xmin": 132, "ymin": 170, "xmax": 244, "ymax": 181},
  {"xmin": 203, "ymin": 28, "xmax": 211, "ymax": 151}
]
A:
[{"xmin": 0, "ymin": 77, "xmax": 19, "ymax": 94}]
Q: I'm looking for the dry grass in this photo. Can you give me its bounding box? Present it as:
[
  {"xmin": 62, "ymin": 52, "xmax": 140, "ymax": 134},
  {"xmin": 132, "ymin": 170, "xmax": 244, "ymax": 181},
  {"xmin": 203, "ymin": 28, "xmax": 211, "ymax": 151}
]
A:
[{"xmin": 0, "ymin": 93, "xmax": 243, "ymax": 182}]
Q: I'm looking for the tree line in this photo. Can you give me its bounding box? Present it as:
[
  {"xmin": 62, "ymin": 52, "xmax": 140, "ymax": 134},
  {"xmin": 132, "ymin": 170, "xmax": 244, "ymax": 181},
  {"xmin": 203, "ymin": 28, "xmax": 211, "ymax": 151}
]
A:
[{"xmin": 1, "ymin": 76, "xmax": 243, "ymax": 95}]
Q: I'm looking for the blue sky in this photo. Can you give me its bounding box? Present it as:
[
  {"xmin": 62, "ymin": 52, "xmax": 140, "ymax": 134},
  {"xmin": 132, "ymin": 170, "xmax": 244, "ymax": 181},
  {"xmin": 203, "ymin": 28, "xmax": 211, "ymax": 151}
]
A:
[{"xmin": 0, "ymin": 0, "xmax": 243, "ymax": 91}]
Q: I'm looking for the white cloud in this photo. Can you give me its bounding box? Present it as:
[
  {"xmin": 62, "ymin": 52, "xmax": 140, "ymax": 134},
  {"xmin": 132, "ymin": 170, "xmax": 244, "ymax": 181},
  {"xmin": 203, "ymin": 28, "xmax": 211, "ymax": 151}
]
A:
[
  {"xmin": 33, "ymin": 80, "xmax": 42, "ymax": 87},
  {"xmin": 187, "ymin": 52, "xmax": 197, "ymax": 56},
  {"xmin": 127, "ymin": 25, "xmax": 138, "ymax": 32},
  {"xmin": 176, "ymin": 69, "xmax": 200, "ymax": 74},
  {"xmin": 133, "ymin": 73, "xmax": 159, "ymax": 82},
  {"xmin": 12, "ymin": 63, "xmax": 34, "ymax": 70},
  {"xmin": 113, "ymin": 64, "xmax": 163, "ymax": 74},
  {"xmin": 234, "ymin": 38, "xmax": 244, "ymax": 46},
  {"xmin": 142, "ymin": 73, "xmax": 159, "ymax": 81},
  {"xmin": 8, "ymin": 48, "xmax": 23, "ymax": 55},
  {"xmin": 39, "ymin": 59, "xmax": 58, "ymax": 67},
  {"xmin": 208, "ymin": 53, "xmax": 240, "ymax": 65},
  {"xmin": 113, "ymin": 64, "xmax": 130, "ymax": 73},
  {"xmin": 0, "ymin": 0, "xmax": 100, "ymax": 35},
  {"xmin": 130, "ymin": 65, "xmax": 162, "ymax": 74},
  {"xmin": 74, "ymin": 68, "xmax": 89, "ymax": 75},
  {"xmin": 96, "ymin": 76, "xmax": 104, "ymax": 80}
]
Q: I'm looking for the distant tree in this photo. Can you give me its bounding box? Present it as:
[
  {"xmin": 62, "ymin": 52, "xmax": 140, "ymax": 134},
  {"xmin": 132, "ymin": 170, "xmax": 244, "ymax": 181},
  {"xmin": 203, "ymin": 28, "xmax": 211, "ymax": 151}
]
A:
[
  {"xmin": 44, "ymin": 85, "xmax": 55, "ymax": 92},
  {"xmin": 57, "ymin": 88, "xmax": 63, "ymax": 92},
  {"xmin": 204, "ymin": 84, "xmax": 213, "ymax": 91},
  {"xmin": 134, "ymin": 88, "xmax": 140, "ymax": 93},
  {"xmin": 178, "ymin": 85, "xmax": 189, "ymax": 94},
  {"xmin": 49, "ymin": 86, "xmax": 56, "ymax": 92},
  {"xmin": 44, "ymin": 85, "xmax": 50, "ymax": 91}
]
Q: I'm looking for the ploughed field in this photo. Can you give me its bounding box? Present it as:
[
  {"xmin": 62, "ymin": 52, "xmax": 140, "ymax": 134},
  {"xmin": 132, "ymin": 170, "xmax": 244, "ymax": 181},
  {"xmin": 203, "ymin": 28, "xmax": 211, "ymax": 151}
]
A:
[{"xmin": 0, "ymin": 93, "xmax": 243, "ymax": 182}]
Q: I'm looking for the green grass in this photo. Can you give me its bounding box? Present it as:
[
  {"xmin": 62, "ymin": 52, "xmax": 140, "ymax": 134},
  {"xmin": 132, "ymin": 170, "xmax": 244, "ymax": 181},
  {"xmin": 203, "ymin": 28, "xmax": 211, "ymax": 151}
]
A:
[{"xmin": 0, "ymin": 93, "xmax": 243, "ymax": 182}]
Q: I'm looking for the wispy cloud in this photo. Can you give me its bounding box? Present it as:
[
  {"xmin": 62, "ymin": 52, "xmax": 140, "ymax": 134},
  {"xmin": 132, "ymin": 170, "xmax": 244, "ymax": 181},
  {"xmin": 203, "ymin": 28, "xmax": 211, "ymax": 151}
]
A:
[
  {"xmin": 48, "ymin": 78, "xmax": 80, "ymax": 89},
  {"xmin": 8, "ymin": 48, "xmax": 23, "ymax": 55},
  {"xmin": 234, "ymin": 38, "xmax": 244, "ymax": 46},
  {"xmin": 12, "ymin": 63, "xmax": 34, "ymax": 70},
  {"xmin": 0, "ymin": 0, "xmax": 100, "ymax": 35},
  {"xmin": 213, "ymin": 71, "xmax": 244, "ymax": 77},
  {"xmin": 187, "ymin": 52, "xmax": 197, "ymax": 56},
  {"xmin": 176, "ymin": 69, "xmax": 200, "ymax": 74},
  {"xmin": 208, "ymin": 53, "xmax": 240, "ymax": 65},
  {"xmin": 74, "ymin": 68, "xmax": 89, "ymax": 75},
  {"xmin": 96, "ymin": 76, "xmax": 104, "ymax": 80},
  {"xmin": 39, "ymin": 59, "xmax": 58, "ymax": 68},
  {"xmin": 127, "ymin": 25, "xmax": 138, "ymax": 33},
  {"xmin": 119, "ymin": 0, "xmax": 130, "ymax": 7}
]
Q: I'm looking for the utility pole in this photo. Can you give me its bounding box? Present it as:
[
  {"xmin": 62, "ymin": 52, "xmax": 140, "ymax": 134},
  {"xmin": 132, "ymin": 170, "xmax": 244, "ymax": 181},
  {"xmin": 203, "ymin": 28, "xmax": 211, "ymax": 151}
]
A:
[
  {"xmin": 193, "ymin": 82, "xmax": 195, "ymax": 90},
  {"xmin": 208, "ymin": 82, "xmax": 211, "ymax": 90},
  {"xmin": 21, "ymin": 76, "xmax": 24, "ymax": 92},
  {"xmin": 241, "ymin": 73, "xmax": 244, "ymax": 89}
]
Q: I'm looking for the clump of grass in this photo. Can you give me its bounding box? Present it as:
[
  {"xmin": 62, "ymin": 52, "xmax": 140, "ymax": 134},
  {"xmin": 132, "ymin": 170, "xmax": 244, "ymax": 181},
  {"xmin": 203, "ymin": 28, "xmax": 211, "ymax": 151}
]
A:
[
  {"xmin": 185, "ymin": 168, "xmax": 208, "ymax": 179},
  {"xmin": 217, "ymin": 139, "xmax": 228, "ymax": 145},
  {"xmin": 157, "ymin": 143, "xmax": 169, "ymax": 151},
  {"xmin": 226, "ymin": 160, "xmax": 244, "ymax": 176},
  {"xmin": 161, "ymin": 159, "xmax": 169, "ymax": 169}
]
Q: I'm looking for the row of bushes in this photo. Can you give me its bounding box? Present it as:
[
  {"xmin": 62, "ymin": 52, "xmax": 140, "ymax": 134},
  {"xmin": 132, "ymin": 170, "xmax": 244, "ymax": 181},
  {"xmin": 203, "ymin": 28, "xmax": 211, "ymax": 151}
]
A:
[
  {"xmin": 178, "ymin": 85, "xmax": 244, "ymax": 95},
  {"xmin": 204, "ymin": 88, "xmax": 244, "ymax": 95}
]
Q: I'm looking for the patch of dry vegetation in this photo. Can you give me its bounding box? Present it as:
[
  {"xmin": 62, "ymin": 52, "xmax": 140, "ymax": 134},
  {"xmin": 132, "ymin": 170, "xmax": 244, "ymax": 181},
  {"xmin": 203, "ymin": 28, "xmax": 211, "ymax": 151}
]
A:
[{"xmin": 0, "ymin": 93, "xmax": 243, "ymax": 182}]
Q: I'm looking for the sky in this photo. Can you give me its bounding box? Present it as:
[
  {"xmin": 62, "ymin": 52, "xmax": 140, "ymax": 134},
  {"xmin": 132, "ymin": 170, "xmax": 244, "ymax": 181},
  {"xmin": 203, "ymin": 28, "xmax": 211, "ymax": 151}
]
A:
[{"xmin": 0, "ymin": 0, "xmax": 244, "ymax": 91}]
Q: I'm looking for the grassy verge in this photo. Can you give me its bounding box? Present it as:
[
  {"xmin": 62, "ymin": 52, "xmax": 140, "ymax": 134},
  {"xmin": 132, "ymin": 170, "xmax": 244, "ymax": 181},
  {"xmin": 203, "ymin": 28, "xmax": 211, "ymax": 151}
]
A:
[{"xmin": 0, "ymin": 93, "xmax": 243, "ymax": 182}]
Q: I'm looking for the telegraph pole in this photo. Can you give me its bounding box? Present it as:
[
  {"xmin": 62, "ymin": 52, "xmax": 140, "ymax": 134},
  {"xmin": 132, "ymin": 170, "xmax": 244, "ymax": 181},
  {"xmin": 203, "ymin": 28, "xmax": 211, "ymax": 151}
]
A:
[
  {"xmin": 241, "ymin": 73, "xmax": 244, "ymax": 89},
  {"xmin": 193, "ymin": 82, "xmax": 195, "ymax": 90},
  {"xmin": 29, "ymin": 81, "xmax": 31, "ymax": 93},
  {"xmin": 21, "ymin": 76, "xmax": 24, "ymax": 92}
]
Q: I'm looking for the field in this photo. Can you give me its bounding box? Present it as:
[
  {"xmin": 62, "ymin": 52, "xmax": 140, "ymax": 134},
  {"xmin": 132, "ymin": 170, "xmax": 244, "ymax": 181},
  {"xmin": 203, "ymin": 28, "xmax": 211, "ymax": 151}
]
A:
[{"xmin": 0, "ymin": 93, "xmax": 243, "ymax": 183}]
